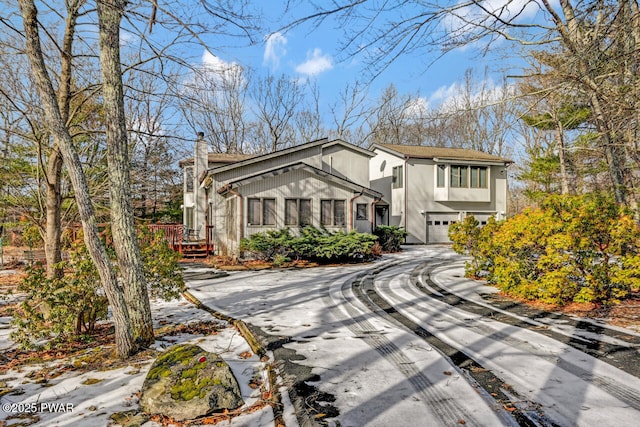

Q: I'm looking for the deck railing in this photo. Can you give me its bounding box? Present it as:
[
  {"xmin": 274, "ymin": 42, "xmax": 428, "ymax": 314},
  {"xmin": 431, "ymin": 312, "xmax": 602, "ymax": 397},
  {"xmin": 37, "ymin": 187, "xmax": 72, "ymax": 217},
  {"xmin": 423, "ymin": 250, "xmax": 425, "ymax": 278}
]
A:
[
  {"xmin": 146, "ymin": 224, "xmax": 184, "ymax": 254},
  {"xmin": 146, "ymin": 224, "xmax": 215, "ymax": 257}
]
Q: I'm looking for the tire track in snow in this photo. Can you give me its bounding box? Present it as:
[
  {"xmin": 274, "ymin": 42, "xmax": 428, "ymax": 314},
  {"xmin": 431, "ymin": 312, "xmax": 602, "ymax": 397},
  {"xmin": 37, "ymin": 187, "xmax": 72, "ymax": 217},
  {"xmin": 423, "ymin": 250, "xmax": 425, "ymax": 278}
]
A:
[
  {"xmin": 323, "ymin": 261, "xmax": 506, "ymax": 427},
  {"xmin": 412, "ymin": 261, "xmax": 640, "ymax": 411}
]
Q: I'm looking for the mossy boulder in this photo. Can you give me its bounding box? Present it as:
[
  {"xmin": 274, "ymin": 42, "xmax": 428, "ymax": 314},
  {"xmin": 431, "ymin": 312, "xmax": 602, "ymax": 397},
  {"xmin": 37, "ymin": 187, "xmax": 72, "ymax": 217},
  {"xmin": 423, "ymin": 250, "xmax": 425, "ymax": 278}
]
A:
[{"xmin": 140, "ymin": 344, "xmax": 244, "ymax": 421}]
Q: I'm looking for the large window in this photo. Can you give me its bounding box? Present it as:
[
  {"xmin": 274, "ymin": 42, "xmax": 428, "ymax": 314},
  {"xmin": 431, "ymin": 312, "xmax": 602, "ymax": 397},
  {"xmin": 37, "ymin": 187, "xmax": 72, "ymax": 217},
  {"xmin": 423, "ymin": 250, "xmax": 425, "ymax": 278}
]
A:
[
  {"xmin": 470, "ymin": 166, "xmax": 488, "ymax": 188},
  {"xmin": 285, "ymin": 199, "xmax": 312, "ymax": 226},
  {"xmin": 247, "ymin": 198, "xmax": 276, "ymax": 226},
  {"xmin": 392, "ymin": 165, "xmax": 403, "ymax": 189},
  {"xmin": 450, "ymin": 165, "xmax": 488, "ymax": 188},
  {"xmin": 321, "ymin": 199, "xmax": 346, "ymax": 226},
  {"xmin": 450, "ymin": 165, "xmax": 468, "ymax": 188}
]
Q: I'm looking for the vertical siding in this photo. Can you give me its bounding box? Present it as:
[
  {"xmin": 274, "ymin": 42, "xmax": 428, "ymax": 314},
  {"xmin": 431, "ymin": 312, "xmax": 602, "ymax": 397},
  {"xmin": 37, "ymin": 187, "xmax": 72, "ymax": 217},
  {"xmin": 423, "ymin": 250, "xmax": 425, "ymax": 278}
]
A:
[
  {"xmin": 214, "ymin": 145, "xmax": 323, "ymax": 182},
  {"xmin": 211, "ymin": 168, "xmax": 378, "ymax": 255},
  {"xmin": 321, "ymin": 145, "xmax": 371, "ymax": 187}
]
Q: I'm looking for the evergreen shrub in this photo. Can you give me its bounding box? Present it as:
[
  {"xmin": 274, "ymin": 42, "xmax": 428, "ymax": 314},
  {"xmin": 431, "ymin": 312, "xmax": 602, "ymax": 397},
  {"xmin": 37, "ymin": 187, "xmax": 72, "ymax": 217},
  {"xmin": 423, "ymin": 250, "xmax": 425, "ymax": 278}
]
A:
[
  {"xmin": 373, "ymin": 225, "xmax": 408, "ymax": 252},
  {"xmin": 240, "ymin": 226, "xmax": 378, "ymax": 263},
  {"xmin": 448, "ymin": 194, "xmax": 640, "ymax": 306}
]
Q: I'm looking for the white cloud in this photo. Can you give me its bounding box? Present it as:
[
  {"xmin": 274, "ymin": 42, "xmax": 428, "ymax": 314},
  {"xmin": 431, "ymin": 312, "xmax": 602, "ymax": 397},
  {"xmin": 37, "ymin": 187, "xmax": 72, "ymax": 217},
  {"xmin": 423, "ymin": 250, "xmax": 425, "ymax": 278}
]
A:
[
  {"xmin": 295, "ymin": 48, "xmax": 333, "ymax": 77},
  {"xmin": 263, "ymin": 32, "xmax": 288, "ymax": 70},
  {"xmin": 404, "ymin": 97, "xmax": 430, "ymax": 118},
  {"xmin": 200, "ymin": 51, "xmax": 244, "ymax": 84}
]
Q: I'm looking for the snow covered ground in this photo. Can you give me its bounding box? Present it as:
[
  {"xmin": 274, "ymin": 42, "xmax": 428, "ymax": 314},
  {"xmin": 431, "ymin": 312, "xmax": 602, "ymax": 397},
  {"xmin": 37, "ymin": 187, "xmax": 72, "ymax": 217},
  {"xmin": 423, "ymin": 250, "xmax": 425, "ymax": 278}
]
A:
[
  {"xmin": 3, "ymin": 246, "xmax": 640, "ymax": 426},
  {"xmin": 0, "ymin": 291, "xmax": 278, "ymax": 427}
]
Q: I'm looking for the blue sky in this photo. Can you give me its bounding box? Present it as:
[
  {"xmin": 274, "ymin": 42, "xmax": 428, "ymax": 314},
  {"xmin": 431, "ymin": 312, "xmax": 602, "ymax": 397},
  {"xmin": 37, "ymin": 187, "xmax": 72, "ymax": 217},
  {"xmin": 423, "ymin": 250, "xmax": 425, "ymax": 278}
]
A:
[{"xmin": 191, "ymin": 1, "xmax": 537, "ymax": 121}]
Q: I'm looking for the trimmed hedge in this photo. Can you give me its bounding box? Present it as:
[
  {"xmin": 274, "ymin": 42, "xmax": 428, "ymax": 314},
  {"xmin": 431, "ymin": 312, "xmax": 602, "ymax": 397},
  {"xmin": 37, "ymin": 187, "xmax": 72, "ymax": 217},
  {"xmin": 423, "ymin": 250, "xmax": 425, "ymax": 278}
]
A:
[{"xmin": 240, "ymin": 226, "xmax": 379, "ymax": 263}]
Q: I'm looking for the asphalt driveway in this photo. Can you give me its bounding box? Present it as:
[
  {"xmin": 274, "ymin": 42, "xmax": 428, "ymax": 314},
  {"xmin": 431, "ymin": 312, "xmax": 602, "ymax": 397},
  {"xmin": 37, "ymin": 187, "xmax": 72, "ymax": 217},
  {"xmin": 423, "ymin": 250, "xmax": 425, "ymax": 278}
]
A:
[{"xmin": 186, "ymin": 246, "xmax": 640, "ymax": 427}]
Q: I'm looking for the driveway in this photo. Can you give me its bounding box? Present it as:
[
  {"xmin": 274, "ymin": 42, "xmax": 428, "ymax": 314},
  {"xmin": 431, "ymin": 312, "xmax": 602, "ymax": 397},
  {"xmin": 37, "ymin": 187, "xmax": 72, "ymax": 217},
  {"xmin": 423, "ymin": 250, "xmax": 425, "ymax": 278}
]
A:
[{"xmin": 186, "ymin": 246, "xmax": 640, "ymax": 427}]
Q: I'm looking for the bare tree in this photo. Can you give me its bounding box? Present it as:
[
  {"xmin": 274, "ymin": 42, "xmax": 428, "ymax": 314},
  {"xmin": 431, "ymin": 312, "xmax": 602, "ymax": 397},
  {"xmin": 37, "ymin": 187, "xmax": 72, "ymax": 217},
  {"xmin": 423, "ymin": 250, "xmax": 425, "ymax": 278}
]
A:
[
  {"xmin": 18, "ymin": 0, "xmax": 136, "ymax": 358},
  {"xmin": 292, "ymin": 1, "xmax": 640, "ymax": 207},
  {"xmin": 97, "ymin": 0, "xmax": 154, "ymax": 346},
  {"xmin": 329, "ymin": 80, "xmax": 370, "ymax": 143},
  {"xmin": 252, "ymin": 74, "xmax": 304, "ymax": 152}
]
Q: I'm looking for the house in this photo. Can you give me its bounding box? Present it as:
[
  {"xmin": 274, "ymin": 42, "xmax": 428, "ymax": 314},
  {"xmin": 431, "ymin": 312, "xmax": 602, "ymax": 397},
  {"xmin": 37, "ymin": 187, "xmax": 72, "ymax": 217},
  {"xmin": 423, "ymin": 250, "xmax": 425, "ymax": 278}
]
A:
[
  {"xmin": 369, "ymin": 143, "xmax": 511, "ymax": 244},
  {"xmin": 182, "ymin": 135, "xmax": 383, "ymax": 256}
]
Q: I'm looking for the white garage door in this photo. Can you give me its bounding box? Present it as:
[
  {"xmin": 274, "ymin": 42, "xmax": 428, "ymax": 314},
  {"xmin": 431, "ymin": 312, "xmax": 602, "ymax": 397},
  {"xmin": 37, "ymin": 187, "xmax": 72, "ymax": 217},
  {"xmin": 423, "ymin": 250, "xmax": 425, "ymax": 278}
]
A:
[
  {"xmin": 468, "ymin": 212, "xmax": 494, "ymax": 226},
  {"xmin": 426, "ymin": 213, "xmax": 459, "ymax": 243}
]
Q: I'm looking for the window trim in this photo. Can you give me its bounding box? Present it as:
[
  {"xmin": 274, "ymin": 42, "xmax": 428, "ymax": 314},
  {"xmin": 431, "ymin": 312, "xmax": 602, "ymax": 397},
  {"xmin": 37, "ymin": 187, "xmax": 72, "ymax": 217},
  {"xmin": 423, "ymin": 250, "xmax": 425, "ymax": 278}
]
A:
[
  {"xmin": 321, "ymin": 199, "xmax": 346, "ymax": 227},
  {"xmin": 356, "ymin": 203, "xmax": 368, "ymax": 220},
  {"xmin": 247, "ymin": 197, "xmax": 276, "ymax": 226},
  {"xmin": 392, "ymin": 165, "xmax": 403, "ymax": 189},
  {"xmin": 285, "ymin": 198, "xmax": 312, "ymax": 226}
]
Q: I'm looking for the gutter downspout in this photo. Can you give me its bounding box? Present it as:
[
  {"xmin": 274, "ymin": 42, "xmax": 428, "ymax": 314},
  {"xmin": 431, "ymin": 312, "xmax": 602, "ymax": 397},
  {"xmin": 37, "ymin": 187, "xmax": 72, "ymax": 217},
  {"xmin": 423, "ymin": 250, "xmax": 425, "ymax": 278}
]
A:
[
  {"xmin": 404, "ymin": 157, "xmax": 408, "ymax": 236},
  {"xmin": 371, "ymin": 198, "xmax": 382, "ymax": 232},
  {"xmin": 350, "ymin": 189, "xmax": 365, "ymax": 231}
]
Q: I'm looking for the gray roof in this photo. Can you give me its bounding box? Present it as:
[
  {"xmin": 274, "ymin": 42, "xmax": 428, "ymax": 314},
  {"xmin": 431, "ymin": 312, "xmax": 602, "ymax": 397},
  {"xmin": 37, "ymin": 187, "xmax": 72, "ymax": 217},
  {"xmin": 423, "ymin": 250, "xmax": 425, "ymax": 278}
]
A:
[{"xmin": 178, "ymin": 153, "xmax": 255, "ymax": 167}]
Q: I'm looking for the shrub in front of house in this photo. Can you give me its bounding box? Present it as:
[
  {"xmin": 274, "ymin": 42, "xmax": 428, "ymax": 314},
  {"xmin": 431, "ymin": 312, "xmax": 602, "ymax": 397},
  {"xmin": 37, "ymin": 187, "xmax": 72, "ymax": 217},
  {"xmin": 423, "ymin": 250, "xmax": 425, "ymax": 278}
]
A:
[
  {"xmin": 449, "ymin": 194, "xmax": 640, "ymax": 306},
  {"xmin": 373, "ymin": 225, "xmax": 408, "ymax": 252},
  {"xmin": 240, "ymin": 226, "xmax": 379, "ymax": 263}
]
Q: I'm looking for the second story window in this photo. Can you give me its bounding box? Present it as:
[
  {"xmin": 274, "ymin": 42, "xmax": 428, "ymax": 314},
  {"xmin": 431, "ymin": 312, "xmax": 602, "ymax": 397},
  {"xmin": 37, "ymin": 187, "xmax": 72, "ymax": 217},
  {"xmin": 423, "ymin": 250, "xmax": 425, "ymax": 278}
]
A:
[
  {"xmin": 450, "ymin": 165, "xmax": 468, "ymax": 188},
  {"xmin": 470, "ymin": 166, "xmax": 488, "ymax": 188},
  {"xmin": 437, "ymin": 164, "xmax": 446, "ymax": 187},
  {"xmin": 392, "ymin": 165, "xmax": 403, "ymax": 189},
  {"xmin": 185, "ymin": 166, "xmax": 194, "ymax": 193},
  {"xmin": 450, "ymin": 165, "xmax": 488, "ymax": 188}
]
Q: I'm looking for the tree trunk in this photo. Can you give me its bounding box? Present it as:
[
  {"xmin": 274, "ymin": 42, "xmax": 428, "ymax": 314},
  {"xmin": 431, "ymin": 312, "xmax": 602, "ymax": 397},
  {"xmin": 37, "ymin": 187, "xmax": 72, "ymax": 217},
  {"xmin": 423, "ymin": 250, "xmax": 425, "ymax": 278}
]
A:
[
  {"xmin": 554, "ymin": 120, "xmax": 572, "ymax": 195},
  {"xmin": 18, "ymin": 0, "xmax": 136, "ymax": 359},
  {"xmin": 97, "ymin": 0, "xmax": 154, "ymax": 346},
  {"xmin": 44, "ymin": 146, "xmax": 63, "ymax": 278}
]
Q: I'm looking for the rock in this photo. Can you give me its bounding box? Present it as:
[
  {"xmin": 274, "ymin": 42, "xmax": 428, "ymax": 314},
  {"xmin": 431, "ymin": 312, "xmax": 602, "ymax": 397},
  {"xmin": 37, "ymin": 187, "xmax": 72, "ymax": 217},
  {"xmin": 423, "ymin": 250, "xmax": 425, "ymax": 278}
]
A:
[
  {"xmin": 110, "ymin": 410, "xmax": 149, "ymax": 427},
  {"xmin": 139, "ymin": 344, "xmax": 244, "ymax": 421}
]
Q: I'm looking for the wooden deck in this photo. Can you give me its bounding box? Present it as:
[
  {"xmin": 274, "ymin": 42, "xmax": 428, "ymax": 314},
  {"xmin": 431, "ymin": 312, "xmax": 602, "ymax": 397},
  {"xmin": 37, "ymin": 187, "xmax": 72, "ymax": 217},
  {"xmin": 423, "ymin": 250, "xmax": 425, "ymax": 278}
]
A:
[{"xmin": 146, "ymin": 224, "xmax": 215, "ymax": 258}]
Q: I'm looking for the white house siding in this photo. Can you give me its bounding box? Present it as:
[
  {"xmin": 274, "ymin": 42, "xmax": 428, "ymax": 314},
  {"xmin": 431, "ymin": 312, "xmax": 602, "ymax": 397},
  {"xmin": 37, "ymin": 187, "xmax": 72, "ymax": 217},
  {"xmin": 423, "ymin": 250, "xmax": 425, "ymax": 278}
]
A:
[
  {"xmin": 321, "ymin": 144, "xmax": 370, "ymax": 187},
  {"xmin": 369, "ymin": 149, "xmax": 405, "ymax": 228},
  {"xmin": 406, "ymin": 160, "xmax": 508, "ymax": 244}
]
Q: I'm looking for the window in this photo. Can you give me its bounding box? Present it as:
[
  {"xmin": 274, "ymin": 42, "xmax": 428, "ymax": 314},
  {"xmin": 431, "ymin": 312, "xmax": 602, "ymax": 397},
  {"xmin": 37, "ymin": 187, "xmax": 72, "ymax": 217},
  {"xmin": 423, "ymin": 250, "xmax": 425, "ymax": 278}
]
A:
[
  {"xmin": 185, "ymin": 166, "xmax": 194, "ymax": 193},
  {"xmin": 356, "ymin": 203, "xmax": 368, "ymax": 220},
  {"xmin": 185, "ymin": 207, "xmax": 194, "ymax": 229},
  {"xmin": 450, "ymin": 165, "xmax": 468, "ymax": 188},
  {"xmin": 263, "ymin": 199, "xmax": 276, "ymax": 225},
  {"xmin": 470, "ymin": 166, "xmax": 488, "ymax": 188},
  {"xmin": 321, "ymin": 199, "xmax": 346, "ymax": 226},
  {"xmin": 285, "ymin": 199, "xmax": 312, "ymax": 226},
  {"xmin": 437, "ymin": 164, "xmax": 446, "ymax": 187},
  {"xmin": 392, "ymin": 165, "xmax": 403, "ymax": 189},
  {"xmin": 450, "ymin": 165, "xmax": 488, "ymax": 188},
  {"xmin": 247, "ymin": 198, "xmax": 276, "ymax": 226}
]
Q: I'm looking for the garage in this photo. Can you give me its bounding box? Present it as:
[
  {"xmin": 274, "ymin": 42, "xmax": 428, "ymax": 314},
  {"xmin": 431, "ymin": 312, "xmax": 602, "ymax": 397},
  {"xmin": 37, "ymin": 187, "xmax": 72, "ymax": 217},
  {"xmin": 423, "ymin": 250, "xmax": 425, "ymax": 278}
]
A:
[
  {"xmin": 468, "ymin": 212, "xmax": 495, "ymax": 226},
  {"xmin": 426, "ymin": 212, "xmax": 460, "ymax": 243}
]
